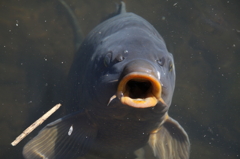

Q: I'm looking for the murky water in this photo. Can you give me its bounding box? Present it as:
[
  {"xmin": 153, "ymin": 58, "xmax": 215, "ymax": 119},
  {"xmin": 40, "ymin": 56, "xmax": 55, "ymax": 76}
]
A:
[{"xmin": 0, "ymin": 0, "xmax": 239, "ymax": 159}]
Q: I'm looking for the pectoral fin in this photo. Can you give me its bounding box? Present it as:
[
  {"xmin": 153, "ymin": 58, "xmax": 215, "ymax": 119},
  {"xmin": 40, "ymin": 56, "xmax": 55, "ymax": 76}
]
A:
[
  {"xmin": 23, "ymin": 111, "xmax": 98, "ymax": 159},
  {"xmin": 148, "ymin": 116, "xmax": 190, "ymax": 159}
]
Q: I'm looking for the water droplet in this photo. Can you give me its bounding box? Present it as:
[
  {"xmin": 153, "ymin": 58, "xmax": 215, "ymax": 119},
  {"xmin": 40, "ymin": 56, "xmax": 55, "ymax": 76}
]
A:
[
  {"xmin": 68, "ymin": 125, "xmax": 73, "ymax": 136},
  {"xmin": 173, "ymin": 2, "xmax": 178, "ymax": 6}
]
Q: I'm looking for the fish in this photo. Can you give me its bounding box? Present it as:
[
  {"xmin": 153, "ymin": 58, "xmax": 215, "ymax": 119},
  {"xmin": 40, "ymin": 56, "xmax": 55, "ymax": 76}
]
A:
[{"xmin": 23, "ymin": 2, "xmax": 190, "ymax": 159}]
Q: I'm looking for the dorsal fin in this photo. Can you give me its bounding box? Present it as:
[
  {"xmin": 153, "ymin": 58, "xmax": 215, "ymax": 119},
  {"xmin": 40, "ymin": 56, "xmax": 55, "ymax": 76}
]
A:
[
  {"xmin": 100, "ymin": 2, "xmax": 127, "ymax": 22},
  {"xmin": 117, "ymin": 1, "xmax": 127, "ymax": 14}
]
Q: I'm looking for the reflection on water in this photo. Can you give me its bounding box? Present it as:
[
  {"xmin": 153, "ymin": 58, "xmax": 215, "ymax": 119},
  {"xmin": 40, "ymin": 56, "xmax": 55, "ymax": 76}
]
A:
[{"xmin": 0, "ymin": 0, "xmax": 239, "ymax": 159}]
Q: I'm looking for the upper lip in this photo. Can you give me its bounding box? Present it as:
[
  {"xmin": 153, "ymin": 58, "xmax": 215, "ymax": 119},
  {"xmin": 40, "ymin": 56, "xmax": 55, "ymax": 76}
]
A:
[{"xmin": 117, "ymin": 72, "xmax": 165, "ymax": 108}]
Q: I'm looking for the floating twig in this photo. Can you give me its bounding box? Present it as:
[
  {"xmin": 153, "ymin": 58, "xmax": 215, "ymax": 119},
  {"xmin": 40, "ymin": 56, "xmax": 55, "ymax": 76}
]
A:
[{"xmin": 11, "ymin": 103, "xmax": 61, "ymax": 146}]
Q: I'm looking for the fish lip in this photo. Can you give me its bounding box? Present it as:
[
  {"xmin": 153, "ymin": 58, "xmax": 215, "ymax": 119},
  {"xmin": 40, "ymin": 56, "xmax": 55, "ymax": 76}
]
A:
[{"xmin": 117, "ymin": 72, "xmax": 165, "ymax": 108}]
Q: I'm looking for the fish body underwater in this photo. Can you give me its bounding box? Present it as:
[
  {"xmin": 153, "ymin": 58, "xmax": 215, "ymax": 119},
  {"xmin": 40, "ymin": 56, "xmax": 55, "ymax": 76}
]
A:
[{"xmin": 23, "ymin": 2, "xmax": 190, "ymax": 159}]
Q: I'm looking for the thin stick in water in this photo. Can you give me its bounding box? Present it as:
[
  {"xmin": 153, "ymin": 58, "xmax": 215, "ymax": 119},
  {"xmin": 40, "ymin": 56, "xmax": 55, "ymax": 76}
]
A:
[{"xmin": 11, "ymin": 103, "xmax": 61, "ymax": 146}]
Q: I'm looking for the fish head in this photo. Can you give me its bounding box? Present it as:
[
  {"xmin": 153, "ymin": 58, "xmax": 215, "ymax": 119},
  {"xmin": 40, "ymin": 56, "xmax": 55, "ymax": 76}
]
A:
[{"xmin": 87, "ymin": 28, "xmax": 175, "ymax": 111}]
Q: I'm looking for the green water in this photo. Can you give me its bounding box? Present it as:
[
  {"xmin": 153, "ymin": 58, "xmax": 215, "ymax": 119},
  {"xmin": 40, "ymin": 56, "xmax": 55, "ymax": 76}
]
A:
[{"xmin": 0, "ymin": 0, "xmax": 239, "ymax": 158}]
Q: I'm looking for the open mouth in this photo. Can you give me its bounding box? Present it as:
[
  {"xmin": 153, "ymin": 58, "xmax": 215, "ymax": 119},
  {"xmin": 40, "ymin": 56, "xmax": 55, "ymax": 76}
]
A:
[{"xmin": 117, "ymin": 73, "xmax": 165, "ymax": 108}]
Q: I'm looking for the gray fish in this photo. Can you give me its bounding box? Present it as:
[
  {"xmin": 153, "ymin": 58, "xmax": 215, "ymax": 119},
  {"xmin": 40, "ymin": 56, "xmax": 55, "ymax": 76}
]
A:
[{"xmin": 23, "ymin": 2, "xmax": 190, "ymax": 159}]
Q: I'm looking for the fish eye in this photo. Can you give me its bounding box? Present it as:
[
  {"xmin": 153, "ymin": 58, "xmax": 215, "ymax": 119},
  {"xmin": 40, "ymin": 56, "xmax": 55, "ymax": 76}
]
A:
[
  {"xmin": 104, "ymin": 52, "xmax": 112, "ymax": 67},
  {"xmin": 157, "ymin": 57, "xmax": 165, "ymax": 66},
  {"xmin": 169, "ymin": 63, "xmax": 173, "ymax": 72}
]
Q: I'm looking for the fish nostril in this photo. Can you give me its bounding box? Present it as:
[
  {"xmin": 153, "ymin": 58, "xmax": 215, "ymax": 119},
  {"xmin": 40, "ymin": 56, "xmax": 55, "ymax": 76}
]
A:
[
  {"xmin": 157, "ymin": 57, "xmax": 165, "ymax": 66},
  {"xmin": 116, "ymin": 55, "xmax": 125, "ymax": 62},
  {"xmin": 126, "ymin": 80, "xmax": 152, "ymax": 99}
]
